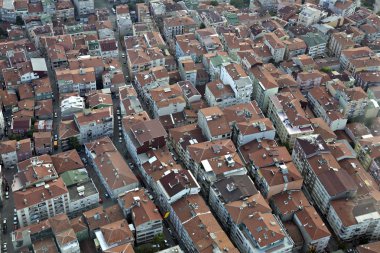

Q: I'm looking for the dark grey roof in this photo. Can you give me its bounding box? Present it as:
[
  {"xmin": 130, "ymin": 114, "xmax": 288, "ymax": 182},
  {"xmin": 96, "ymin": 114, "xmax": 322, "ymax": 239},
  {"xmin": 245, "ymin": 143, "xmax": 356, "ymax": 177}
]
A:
[{"xmin": 212, "ymin": 175, "xmax": 257, "ymax": 203}]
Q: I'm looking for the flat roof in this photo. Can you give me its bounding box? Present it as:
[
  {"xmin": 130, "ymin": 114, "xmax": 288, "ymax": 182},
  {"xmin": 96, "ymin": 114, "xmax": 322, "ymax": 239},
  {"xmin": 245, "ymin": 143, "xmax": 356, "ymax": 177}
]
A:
[
  {"xmin": 31, "ymin": 58, "xmax": 48, "ymax": 72},
  {"xmin": 68, "ymin": 179, "xmax": 98, "ymax": 202}
]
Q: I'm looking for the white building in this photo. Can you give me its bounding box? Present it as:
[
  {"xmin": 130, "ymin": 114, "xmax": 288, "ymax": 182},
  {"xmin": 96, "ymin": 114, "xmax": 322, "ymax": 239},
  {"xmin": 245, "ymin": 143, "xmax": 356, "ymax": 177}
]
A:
[
  {"xmin": 327, "ymin": 191, "xmax": 380, "ymax": 242},
  {"xmin": 197, "ymin": 106, "xmax": 231, "ymax": 141},
  {"xmin": 234, "ymin": 118, "xmax": 276, "ymax": 146},
  {"xmin": 298, "ymin": 4, "xmax": 327, "ymax": 27},
  {"xmin": 116, "ymin": 5, "xmax": 133, "ymax": 36},
  {"xmin": 308, "ymin": 87, "xmax": 348, "ymax": 131},
  {"xmin": 294, "ymin": 206, "xmax": 331, "ymax": 252},
  {"xmin": 264, "ymin": 33, "xmax": 286, "ymax": 63},
  {"xmin": 0, "ymin": 140, "xmax": 17, "ymax": 168},
  {"xmin": 156, "ymin": 169, "xmax": 200, "ymax": 206},
  {"xmin": 61, "ymin": 96, "xmax": 85, "ymax": 118},
  {"xmin": 220, "ymin": 63, "xmax": 253, "ymax": 104},
  {"xmin": 267, "ymin": 92, "xmax": 314, "ymax": 148},
  {"xmin": 74, "ymin": 107, "xmax": 113, "ymax": 144},
  {"xmin": 118, "ymin": 188, "xmax": 163, "ymax": 244},
  {"xmin": 0, "ymin": 109, "xmax": 4, "ymax": 138}
]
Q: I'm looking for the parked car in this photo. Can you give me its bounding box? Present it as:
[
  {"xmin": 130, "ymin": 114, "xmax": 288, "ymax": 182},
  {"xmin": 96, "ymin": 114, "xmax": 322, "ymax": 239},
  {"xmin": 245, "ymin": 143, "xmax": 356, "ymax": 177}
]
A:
[
  {"xmin": 2, "ymin": 242, "xmax": 7, "ymax": 252},
  {"xmin": 2, "ymin": 218, "xmax": 7, "ymax": 234}
]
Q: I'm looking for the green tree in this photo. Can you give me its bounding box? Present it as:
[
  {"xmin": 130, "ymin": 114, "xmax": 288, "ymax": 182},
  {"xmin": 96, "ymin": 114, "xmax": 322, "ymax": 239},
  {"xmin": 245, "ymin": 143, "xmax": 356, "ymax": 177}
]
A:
[
  {"xmin": 153, "ymin": 233, "xmax": 165, "ymax": 247},
  {"xmin": 320, "ymin": 66, "xmax": 332, "ymax": 73},
  {"xmin": 15, "ymin": 16, "xmax": 24, "ymax": 26},
  {"xmin": 199, "ymin": 23, "xmax": 206, "ymax": 29},
  {"xmin": 210, "ymin": 0, "xmax": 219, "ymax": 6},
  {"xmin": 68, "ymin": 137, "xmax": 81, "ymax": 151}
]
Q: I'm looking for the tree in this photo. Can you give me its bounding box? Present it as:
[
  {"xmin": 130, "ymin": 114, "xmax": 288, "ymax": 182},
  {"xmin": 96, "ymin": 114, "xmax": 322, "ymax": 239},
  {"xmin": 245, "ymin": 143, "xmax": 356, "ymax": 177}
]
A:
[
  {"xmin": 153, "ymin": 233, "xmax": 165, "ymax": 246},
  {"xmin": 68, "ymin": 137, "xmax": 81, "ymax": 151},
  {"xmin": 15, "ymin": 16, "xmax": 24, "ymax": 26},
  {"xmin": 210, "ymin": 0, "xmax": 219, "ymax": 6},
  {"xmin": 199, "ymin": 23, "xmax": 206, "ymax": 29},
  {"xmin": 320, "ymin": 66, "xmax": 332, "ymax": 73}
]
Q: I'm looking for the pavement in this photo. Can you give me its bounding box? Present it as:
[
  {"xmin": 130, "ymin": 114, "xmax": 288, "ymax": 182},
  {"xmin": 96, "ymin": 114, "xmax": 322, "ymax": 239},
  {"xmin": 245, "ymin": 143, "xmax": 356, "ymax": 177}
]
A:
[{"xmin": 1, "ymin": 166, "xmax": 18, "ymax": 253}]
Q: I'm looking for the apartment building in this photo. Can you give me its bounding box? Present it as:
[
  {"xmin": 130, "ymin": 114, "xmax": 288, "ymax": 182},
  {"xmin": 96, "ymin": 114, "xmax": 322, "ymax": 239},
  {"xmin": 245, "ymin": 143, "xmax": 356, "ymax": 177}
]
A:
[
  {"xmin": 249, "ymin": 65, "xmax": 279, "ymax": 113},
  {"xmin": 95, "ymin": 220, "xmax": 134, "ymax": 252},
  {"xmin": 204, "ymin": 79, "xmax": 238, "ymax": 108},
  {"xmin": 123, "ymin": 117, "xmax": 167, "ymax": 163},
  {"xmin": 116, "ymin": 5, "xmax": 133, "ymax": 37},
  {"xmin": 355, "ymin": 136, "xmax": 380, "ymax": 170},
  {"xmin": 294, "ymin": 206, "xmax": 331, "ymax": 252},
  {"xmin": 169, "ymin": 194, "xmax": 237, "ymax": 253},
  {"xmin": 134, "ymin": 66, "xmax": 170, "ymax": 99},
  {"xmin": 118, "ymin": 188, "xmax": 163, "ymax": 244},
  {"xmin": 298, "ymin": 5, "xmax": 327, "ymax": 27},
  {"xmin": 234, "ymin": 117, "xmax": 276, "ymax": 146},
  {"xmin": 301, "ymin": 33, "xmax": 328, "ymax": 58},
  {"xmin": 126, "ymin": 47, "xmax": 165, "ymax": 78},
  {"xmin": 267, "ymin": 92, "xmax": 314, "ymax": 148},
  {"xmin": 156, "ymin": 169, "xmax": 200, "ymax": 206},
  {"xmin": 264, "ymin": 33, "xmax": 286, "ymax": 63},
  {"xmin": 119, "ymin": 86, "xmax": 144, "ymax": 116},
  {"xmin": 33, "ymin": 132, "xmax": 53, "ymax": 155},
  {"xmin": 328, "ymin": 32, "xmax": 355, "ymax": 58},
  {"xmin": 0, "ymin": 140, "xmax": 17, "ymax": 168},
  {"xmin": 339, "ymin": 47, "xmax": 375, "ymax": 70},
  {"xmin": 197, "ymin": 106, "xmax": 231, "ymax": 141},
  {"xmin": 178, "ymin": 56, "xmax": 197, "ymax": 86},
  {"xmin": 60, "ymin": 169, "xmax": 99, "ymax": 217},
  {"xmin": 72, "ymin": 0, "xmax": 94, "ymax": 16},
  {"xmin": 327, "ymin": 191, "xmax": 380, "ymax": 242},
  {"xmin": 186, "ymin": 139, "xmax": 236, "ymax": 178},
  {"xmin": 147, "ymin": 84, "xmax": 186, "ymax": 118},
  {"xmin": 74, "ymin": 107, "xmax": 113, "ymax": 144},
  {"xmin": 283, "ymin": 38, "xmax": 307, "ymax": 60},
  {"xmin": 85, "ymin": 137, "xmax": 139, "ymax": 199},
  {"xmin": 55, "ymin": 67, "xmax": 97, "ymax": 95},
  {"xmin": 50, "ymin": 214, "xmax": 80, "ymax": 253},
  {"xmin": 168, "ymin": 123, "xmax": 207, "ymax": 164},
  {"xmin": 61, "ymin": 96, "xmax": 85, "ymax": 119},
  {"xmin": 163, "ymin": 16, "xmax": 196, "ymax": 40},
  {"xmin": 209, "ymin": 176, "xmax": 294, "ymax": 253},
  {"xmin": 292, "ymin": 135, "xmax": 358, "ymax": 215},
  {"xmin": 308, "ymin": 86, "xmax": 348, "ymax": 131},
  {"xmin": 246, "ymin": 142, "xmax": 303, "ymax": 198},
  {"xmin": 220, "ymin": 63, "xmax": 253, "ymax": 103},
  {"xmin": 14, "ymin": 178, "xmax": 70, "ymax": 227}
]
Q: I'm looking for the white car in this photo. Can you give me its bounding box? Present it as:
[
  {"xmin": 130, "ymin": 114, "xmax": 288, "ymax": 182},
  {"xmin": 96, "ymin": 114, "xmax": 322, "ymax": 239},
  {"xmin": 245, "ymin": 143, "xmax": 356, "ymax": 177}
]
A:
[{"xmin": 5, "ymin": 191, "xmax": 9, "ymax": 199}]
